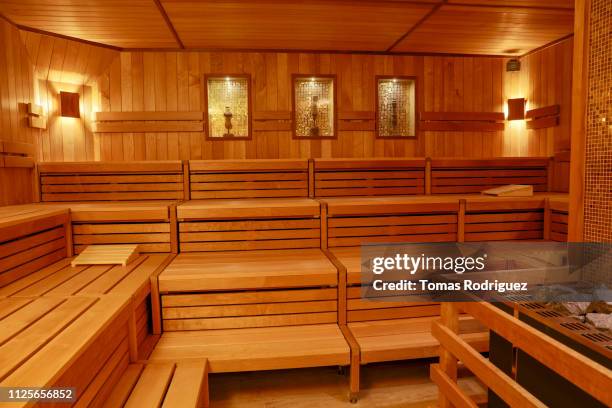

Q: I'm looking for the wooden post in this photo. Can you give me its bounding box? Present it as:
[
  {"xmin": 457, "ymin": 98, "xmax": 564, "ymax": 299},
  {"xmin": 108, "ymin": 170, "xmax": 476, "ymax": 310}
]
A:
[
  {"xmin": 458, "ymin": 199, "xmax": 466, "ymax": 243},
  {"xmin": 128, "ymin": 299, "xmax": 139, "ymax": 361},
  {"xmin": 64, "ymin": 214, "xmax": 74, "ymax": 257},
  {"xmin": 438, "ymin": 302, "xmax": 460, "ymax": 408},
  {"xmin": 543, "ymin": 198, "xmax": 551, "ymax": 241},
  {"xmin": 308, "ymin": 158, "xmax": 315, "ymax": 198},
  {"xmin": 568, "ymin": 0, "xmax": 590, "ymax": 241},
  {"xmin": 425, "ymin": 157, "xmax": 432, "ymax": 195},
  {"xmin": 547, "ymin": 157, "xmax": 555, "ymax": 192},
  {"xmin": 169, "ymin": 204, "xmax": 179, "ymax": 254},
  {"xmin": 320, "ymin": 202, "xmax": 328, "ymax": 250},
  {"xmin": 182, "ymin": 160, "xmax": 191, "ymax": 201}
]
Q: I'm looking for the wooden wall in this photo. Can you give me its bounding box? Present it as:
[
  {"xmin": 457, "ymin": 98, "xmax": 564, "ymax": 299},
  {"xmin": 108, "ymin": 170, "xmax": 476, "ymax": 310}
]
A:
[
  {"xmin": 19, "ymin": 31, "xmax": 119, "ymax": 162},
  {"xmin": 11, "ymin": 28, "xmax": 574, "ymax": 164},
  {"xmin": 0, "ymin": 19, "xmax": 38, "ymax": 205}
]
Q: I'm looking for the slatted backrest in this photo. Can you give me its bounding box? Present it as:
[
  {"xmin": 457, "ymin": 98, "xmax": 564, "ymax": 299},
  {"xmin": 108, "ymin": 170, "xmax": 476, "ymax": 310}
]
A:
[
  {"xmin": 549, "ymin": 197, "xmax": 569, "ymax": 242},
  {"xmin": 189, "ymin": 159, "xmax": 309, "ymax": 199},
  {"xmin": 177, "ymin": 198, "xmax": 321, "ymax": 252},
  {"xmin": 314, "ymin": 158, "xmax": 426, "ymax": 197},
  {"xmin": 38, "ymin": 161, "xmax": 185, "ymax": 202},
  {"xmin": 0, "ymin": 206, "xmax": 70, "ymax": 288},
  {"xmin": 325, "ymin": 197, "xmax": 459, "ymax": 323},
  {"xmin": 464, "ymin": 197, "xmax": 546, "ymax": 242},
  {"xmin": 431, "ymin": 157, "xmax": 550, "ymax": 194}
]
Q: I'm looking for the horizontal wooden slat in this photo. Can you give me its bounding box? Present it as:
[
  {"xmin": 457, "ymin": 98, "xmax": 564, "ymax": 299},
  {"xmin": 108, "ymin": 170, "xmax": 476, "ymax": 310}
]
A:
[
  {"xmin": 192, "ymin": 180, "xmax": 306, "ymax": 191},
  {"xmin": 1, "ymin": 141, "xmax": 36, "ymax": 156},
  {"xmin": 464, "ymin": 230, "xmax": 543, "ymax": 241},
  {"xmin": 348, "ymin": 304, "xmax": 440, "ymax": 322},
  {"xmin": 315, "ymin": 186, "xmax": 424, "ymax": 196},
  {"xmin": 2, "ymin": 156, "xmax": 34, "ymax": 168},
  {"xmin": 525, "ymin": 105, "xmax": 560, "ymax": 119},
  {"xmin": 190, "ymin": 159, "xmax": 308, "ymax": 172},
  {"xmin": 526, "ymin": 116, "xmax": 559, "ymax": 130},
  {"xmin": 430, "ymin": 158, "xmax": 550, "ymax": 168},
  {"xmin": 464, "ymin": 221, "xmax": 542, "ymax": 233},
  {"xmin": 432, "ymin": 185, "xmax": 546, "ymax": 194},
  {"xmin": 162, "ymin": 300, "xmax": 337, "ymax": 319},
  {"xmin": 330, "ymin": 223, "xmax": 457, "ymax": 237},
  {"xmin": 433, "ymin": 177, "xmax": 547, "ymax": 186},
  {"xmin": 75, "ymin": 243, "xmax": 170, "ymax": 254},
  {"xmin": 73, "ymin": 223, "xmax": 170, "ymax": 234},
  {"xmin": 465, "ymin": 212, "xmax": 543, "ymax": 223},
  {"xmin": 163, "ymin": 312, "xmax": 337, "ymax": 331},
  {"xmin": 191, "ymin": 172, "xmax": 305, "ymax": 182},
  {"xmin": 330, "ymin": 233, "xmax": 456, "ymax": 247},
  {"xmin": 315, "ymin": 158, "xmax": 425, "ymax": 170},
  {"xmin": 191, "ymin": 189, "xmax": 308, "ymax": 199},
  {"xmin": 420, "ymin": 121, "xmax": 504, "ymax": 132},
  {"xmin": 162, "ymin": 288, "xmax": 337, "ymax": 307},
  {"xmin": 74, "ymin": 233, "xmax": 170, "ymax": 244},
  {"xmin": 43, "ymin": 183, "xmax": 182, "ymax": 193},
  {"xmin": 94, "ymin": 111, "xmax": 204, "ymax": 121},
  {"xmin": 42, "ymin": 174, "xmax": 183, "ymax": 184},
  {"xmin": 42, "ymin": 192, "xmax": 183, "ymax": 201},
  {"xmin": 38, "ymin": 161, "xmax": 183, "ymax": 174},
  {"xmin": 180, "ymin": 228, "xmax": 319, "ymax": 242},
  {"xmin": 420, "ymin": 112, "xmax": 504, "ymax": 121},
  {"xmin": 432, "ymin": 169, "xmax": 546, "ymax": 177},
  {"xmin": 92, "ymin": 122, "xmax": 204, "ymax": 133},
  {"xmin": 316, "ymin": 178, "xmax": 424, "ymax": 188},
  {"xmin": 181, "ymin": 239, "xmax": 320, "ymax": 252},
  {"xmin": 180, "ymin": 219, "xmax": 319, "ymax": 232},
  {"xmin": 329, "ymin": 214, "xmax": 457, "ymax": 228},
  {"xmin": 316, "ymin": 170, "xmax": 424, "ymax": 180}
]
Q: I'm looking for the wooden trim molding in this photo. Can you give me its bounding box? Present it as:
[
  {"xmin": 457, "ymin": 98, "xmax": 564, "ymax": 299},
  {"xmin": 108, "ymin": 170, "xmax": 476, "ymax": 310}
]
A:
[{"xmin": 419, "ymin": 111, "xmax": 505, "ymax": 132}]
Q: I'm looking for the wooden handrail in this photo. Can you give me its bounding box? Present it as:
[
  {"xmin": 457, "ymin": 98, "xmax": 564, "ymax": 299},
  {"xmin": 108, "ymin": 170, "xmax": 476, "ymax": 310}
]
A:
[{"xmin": 433, "ymin": 301, "xmax": 612, "ymax": 407}]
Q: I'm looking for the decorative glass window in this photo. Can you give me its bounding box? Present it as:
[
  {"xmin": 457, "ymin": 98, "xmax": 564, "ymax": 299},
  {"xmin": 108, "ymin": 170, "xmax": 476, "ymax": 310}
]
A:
[
  {"xmin": 292, "ymin": 76, "xmax": 336, "ymax": 138},
  {"xmin": 205, "ymin": 75, "xmax": 251, "ymax": 139},
  {"xmin": 376, "ymin": 77, "xmax": 416, "ymax": 138}
]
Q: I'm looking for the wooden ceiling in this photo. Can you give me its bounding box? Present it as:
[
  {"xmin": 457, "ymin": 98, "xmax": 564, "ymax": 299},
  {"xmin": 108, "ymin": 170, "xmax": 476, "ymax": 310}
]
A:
[{"xmin": 0, "ymin": 0, "xmax": 574, "ymax": 56}]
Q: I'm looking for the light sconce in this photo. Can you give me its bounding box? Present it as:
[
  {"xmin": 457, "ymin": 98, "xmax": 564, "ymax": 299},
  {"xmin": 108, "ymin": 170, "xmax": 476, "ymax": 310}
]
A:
[
  {"xmin": 60, "ymin": 92, "xmax": 80, "ymax": 118},
  {"xmin": 507, "ymin": 98, "xmax": 526, "ymax": 121}
]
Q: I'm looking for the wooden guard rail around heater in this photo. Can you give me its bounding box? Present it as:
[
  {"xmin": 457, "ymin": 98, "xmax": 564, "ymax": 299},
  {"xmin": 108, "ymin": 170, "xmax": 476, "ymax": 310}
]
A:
[
  {"xmin": 432, "ymin": 302, "xmax": 612, "ymax": 408},
  {"xmin": 188, "ymin": 159, "xmax": 310, "ymax": 199},
  {"xmin": 0, "ymin": 140, "xmax": 36, "ymax": 168},
  {"xmin": 313, "ymin": 158, "xmax": 426, "ymax": 197},
  {"xmin": 38, "ymin": 161, "xmax": 186, "ymax": 202},
  {"xmin": 430, "ymin": 157, "xmax": 551, "ymax": 194},
  {"xmin": 0, "ymin": 205, "xmax": 71, "ymax": 288},
  {"xmin": 92, "ymin": 111, "xmax": 205, "ymax": 133},
  {"xmin": 419, "ymin": 112, "xmax": 505, "ymax": 132}
]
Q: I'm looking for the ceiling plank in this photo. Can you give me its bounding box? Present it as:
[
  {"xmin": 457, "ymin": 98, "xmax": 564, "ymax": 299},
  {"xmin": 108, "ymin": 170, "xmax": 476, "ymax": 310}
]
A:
[{"xmin": 153, "ymin": 0, "xmax": 184, "ymax": 49}]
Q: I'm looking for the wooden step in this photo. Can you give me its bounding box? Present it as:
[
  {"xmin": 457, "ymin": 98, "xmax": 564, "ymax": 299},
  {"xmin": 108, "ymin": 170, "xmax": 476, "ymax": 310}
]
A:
[
  {"xmin": 103, "ymin": 360, "xmax": 209, "ymax": 408},
  {"xmin": 348, "ymin": 316, "xmax": 489, "ymax": 364},
  {"xmin": 158, "ymin": 249, "xmax": 337, "ymax": 292},
  {"xmin": 148, "ymin": 324, "xmax": 350, "ymax": 373}
]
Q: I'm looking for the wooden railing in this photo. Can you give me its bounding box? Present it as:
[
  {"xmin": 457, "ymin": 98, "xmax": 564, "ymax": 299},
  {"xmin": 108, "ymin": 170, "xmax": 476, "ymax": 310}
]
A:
[{"xmin": 432, "ymin": 302, "xmax": 612, "ymax": 408}]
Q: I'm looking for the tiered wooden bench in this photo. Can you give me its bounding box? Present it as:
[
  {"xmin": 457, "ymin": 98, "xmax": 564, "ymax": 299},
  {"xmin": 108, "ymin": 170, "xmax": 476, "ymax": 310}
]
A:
[
  {"xmin": 38, "ymin": 161, "xmax": 186, "ymax": 202},
  {"xmin": 102, "ymin": 360, "xmax": 209, "ymax": 408},
  {"xmin": 152, "ymin": 198, "xmax": 351, "ymax": 393},
  {"xmin": 188, "ymin": 159, "xmax": 310, "ymax": 199},
  {"xmin": 68, "ymin": 202, "xmax": 177, "ymax": 254},
  {"xmin": 0, "ymin": 205, "xmax": 71, "ymax": 288},
  {"xmin": 0, "ymin": 295, "xmax": 139, "ymax": 408},
  {"xmin": 321, "ymin": 196, "xmax": 489, "ymax": 399},
  {"xmin": 313, "ymin": 158, "xmax": 426, "ymax": 197},
  {"xmin": 430, "ymin": 157, "xmax": 551, "ymax": 194}
]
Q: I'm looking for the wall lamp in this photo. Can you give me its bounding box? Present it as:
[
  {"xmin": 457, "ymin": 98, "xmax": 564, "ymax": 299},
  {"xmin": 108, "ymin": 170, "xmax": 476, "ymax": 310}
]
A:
[
  {"xmin": 507, "ymin": 97, "xmax": 526, "ymax": 121},
  {"xmin": 60, "ymin": 91, "xmax": 80, "ymax": 118}
]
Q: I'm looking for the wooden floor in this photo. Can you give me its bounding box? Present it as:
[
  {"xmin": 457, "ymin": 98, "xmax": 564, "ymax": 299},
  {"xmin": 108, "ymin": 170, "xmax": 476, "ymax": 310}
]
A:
[{"xmin": 208, "ymin": 360, "xmax": 485, "ymax": 407}]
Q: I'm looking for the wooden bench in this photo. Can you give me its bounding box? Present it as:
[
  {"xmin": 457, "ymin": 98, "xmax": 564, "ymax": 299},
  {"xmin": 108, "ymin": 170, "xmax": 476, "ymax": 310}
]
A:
[
  {"xmin": 0, "ymin": 253, "xmax": 173, "ymax": 362},
  {"xmin": 0, "ymin": 295, "xmax": 134, "ymax": 408},
  {"xmin": 548, "ymin": 196, "xmax": 569, "ymax": 242},
  {"xmin": 38, "ymin": 161, "xmax": 185, "ymax": 202},
  {"xmin": 0, "ymin": 205, "xmax": 71, "ymax": 288},
  {"xmin": 188, "ymin": 159, "xmax": 309, "ymax": 199},
  {"xmin": 321, "ymin": 195, "xmax": 489, "ymax": 400},
  {"xmin": 102, "ymin": 360, "xmax": 209, "ymax": 408},
  {"xmin": 430, "ymin": 157, "xmax": 551, "ymax": 194},
  {"xmin": 464, "ymin": 195, "xmax": 549, "ymax": 241},
  {"xmin": 154, "ymin": 197, "xmax": 351, "ymax": 395},
  {"xmin": 177, "ymin": 198, "xmax": 321, "ymax": 252},
  {"xmin": 68, "ymin": 202, "xmax": 177, "ymax": 254},
  {"xmin": 313, "ymin": 158, "xmax": 426, "ymax": 197}
]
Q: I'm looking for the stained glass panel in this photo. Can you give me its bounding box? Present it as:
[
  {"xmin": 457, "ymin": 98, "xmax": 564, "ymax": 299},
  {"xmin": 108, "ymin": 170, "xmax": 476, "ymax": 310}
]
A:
[
  {"xmin": 377, "ymin": 78, "xmax": 416, "ymax": 138},
  {"xmin": 207, "ymin": 76, "xmax": 250, "ymax": 138},
  {"xmin": 294, "ymin": 77, "xmax": 334, "ymax": 138}
]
